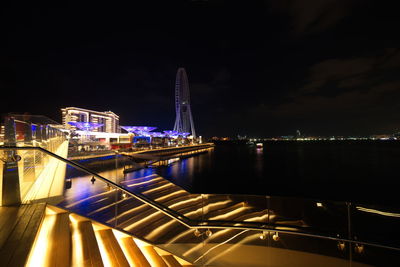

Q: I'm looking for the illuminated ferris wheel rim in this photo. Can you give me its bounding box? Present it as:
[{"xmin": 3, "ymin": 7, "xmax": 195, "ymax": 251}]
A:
[{"xmin": 173, "ymin": 68, "xmax": 196, "ymax": 138}]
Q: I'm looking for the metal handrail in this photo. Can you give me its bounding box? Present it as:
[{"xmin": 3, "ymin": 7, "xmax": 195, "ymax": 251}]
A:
[{"xmin": 1, "ymin": 145, "xmax": 400, "ymax": 252}]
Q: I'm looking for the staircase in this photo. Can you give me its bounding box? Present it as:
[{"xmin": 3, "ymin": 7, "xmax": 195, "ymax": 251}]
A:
[
  {"xmin": 61, "ymin": 173, "xmax": 270, "ymax": 247},
  {"xmin": 25, "ymin": 205, "xmax": 193, "ymax": 267}
]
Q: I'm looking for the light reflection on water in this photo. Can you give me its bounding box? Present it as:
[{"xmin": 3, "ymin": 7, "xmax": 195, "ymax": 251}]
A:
[
  {"xmin": 66, "ymin": 142, "xmax": 400, "ymax": 204},
  {"xmin": 151, "ymin": 142, "xmax": 400, "ymax": 204}
]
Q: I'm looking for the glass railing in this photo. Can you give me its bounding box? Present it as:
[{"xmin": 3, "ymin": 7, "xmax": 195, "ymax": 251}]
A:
[{"xmin": 0, "ymin": 146, "xmax": 399, "ymax": 266}]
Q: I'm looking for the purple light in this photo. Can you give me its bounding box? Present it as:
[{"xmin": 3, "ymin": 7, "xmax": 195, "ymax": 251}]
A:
[
  {"xmin": 68, "ymin": 122, "xmax": 103, "ymax": 131},
  {"xmin": 150, "ymin": 132, "xmax": 166, "ymax": 137},
  {"xmin": 163, "ymin": 130, "xmax": 179, "ymax": 136},
  {"xmin": 121, "ymin": 126, "xmax": 157, "ymax": 133}
]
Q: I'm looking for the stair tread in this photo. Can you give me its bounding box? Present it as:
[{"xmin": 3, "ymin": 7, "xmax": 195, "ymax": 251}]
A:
[
  {"xmin": 97, "ymin": 229, "xmax": 129, "ymax": 267},
  {"xmin": 49, "ymin": 212, "xmax": 71, "ymax": 267},
  {"xmin": 120, "ymin": 237, "xmax": 151, "ymax": 267},
  {"xmin": 142, "ymin": 246, "xmax": 168, "ymax": 267},
  {"xmin": 76, "ymin": 220, "xmax": 104, "ymax": 267},
  {"xmin": 162, "ymin": 254, "xmax": 182, "ymax": 267}
]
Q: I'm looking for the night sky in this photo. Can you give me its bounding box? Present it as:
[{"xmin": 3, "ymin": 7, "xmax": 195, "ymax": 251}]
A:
[{"xmin": 1, "ymin": 1, "xmax": 400, "ymax": 137}]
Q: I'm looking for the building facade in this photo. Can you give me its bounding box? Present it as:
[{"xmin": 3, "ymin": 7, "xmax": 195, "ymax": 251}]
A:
[{"xmin": 61, "ymin": 107, "xmax": 120, "ymax": 133}]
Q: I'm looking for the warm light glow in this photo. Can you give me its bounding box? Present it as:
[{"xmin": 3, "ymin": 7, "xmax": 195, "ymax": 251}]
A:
[
  {"xmin": 26, "ymin": 214, "xmax": 57, "ymax": 267},
  {"xmin": 316, "ymin": 202, "xmax": 323, "ymax": 207},
  {"xmin": 69, "ymin": 214, "xmax": 85, "ymax": 267},
  {"xmin": 154, "ymin": 190, "xmax": 186, "ymax": 202},
  {"xmin": 356, "ymin": 206, "xmax": 400, "ymax": 217},
  {"xmin": 125, "ymin": 177, "xmax": 163, "ymax": 187},
  {"xmin": 141, "ymin": 183, "xmax": 173, "ymax": 194},
  {"xmin": 144, "ymin": 218, "xmax": 179, "ymax": 240},
  {"xmin": 94, "ymin": 230, "xmax": 113, "ymax": 267},
  {"xmin": 133, "ymin": 239, "xmax": 161, "ymax": 267},
  {"xmin": 124, "ymin": 210, "xmax": 163, "ymax": 231},
  {"xmin": 168, "ymin": 195, "xmax": 203, "ymax": 210},
  {"xmin": 207, "ymin": 204, "xmax": 251, "ymax": 220},
  {"xmin": 112, "ymin": 230, "xmax": 137, "ymax": 266},
  {"xmin": 22, "ymin": 142, "xmax": 68, "ymax": 203}
]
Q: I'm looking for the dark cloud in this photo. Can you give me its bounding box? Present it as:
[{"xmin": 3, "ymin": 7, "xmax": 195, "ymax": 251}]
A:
[{"xmin": 268, "ymin": 0, "xmax": 360, "ymax": 35}]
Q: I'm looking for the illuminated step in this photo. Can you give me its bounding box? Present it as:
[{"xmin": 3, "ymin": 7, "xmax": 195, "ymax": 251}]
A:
[
  {"xmin": 127, "ymin": 180, "xmax": 171, "ymax": 194},
  {"xmin": 235, "ymin": 210, "xmax": 269, "ymax": 223},
  {"xmin": 135, "ymin": 201, "xmax": 236, "ymax": 240},
  {"xmin": 94, "ymin": 229, "xmax": 130, "ymax": 267},
  {"xmin": 141, "ymin": 246, "xmax": 168, "ymax": 267},
  {"xmin": 123, "ymin": 177, "xmax": 164, "ymax": 188},
  {"xmin": 121, "ymin": 174, "xmax": 160, "ymax": 184},
  {"xmin": 203, "ymin": 202, "xmax": 252, "ymax": 220},
  {"xmin": 48, "ymin": 212, "xmax": 71, "ymax": 267},
  {"xmin": 141, "ymin": 183, "xmax": 176, "ymax": 196},
  {"xmin": 70, "ymin": 218, "xmax": 103, "ymax": 266},
  {"xmin": 25, "ymin": 205, "xmax": 191, "ymax": 266},
  {"xmin": 154, "ymin": 190, "xmax": 188, "ymax": 203},
  {"xmin": 117, "ymin": 237, "xmax": 151, "ymax": 267},
  {"xmin": 162, "ymin": 254, "xmax": 185, "ymax": 267}
]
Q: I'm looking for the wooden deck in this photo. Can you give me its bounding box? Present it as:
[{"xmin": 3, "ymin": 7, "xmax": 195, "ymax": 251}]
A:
[{"xmin": 0, "ymin": 203, "xmax": 46, "ymax": 267}]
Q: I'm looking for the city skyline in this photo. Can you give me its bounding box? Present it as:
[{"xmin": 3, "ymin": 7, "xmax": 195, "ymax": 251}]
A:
[{"xmin": 1, "ymin": 2, "xmax": 400, "ymax": 136}]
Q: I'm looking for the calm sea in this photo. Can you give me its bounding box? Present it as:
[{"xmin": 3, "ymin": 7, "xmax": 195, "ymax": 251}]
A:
[{"xmin": 156, "ymin": 141, "xmax": 400, "ymax": 206}]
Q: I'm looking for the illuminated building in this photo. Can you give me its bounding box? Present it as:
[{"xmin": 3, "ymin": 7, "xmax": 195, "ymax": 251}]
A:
[{"xmin": 61, "ymin": 107, "xmax": 120, "ymax": 133}]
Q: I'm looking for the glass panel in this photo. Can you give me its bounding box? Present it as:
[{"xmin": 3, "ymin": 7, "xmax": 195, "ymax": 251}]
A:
[
  {"xmin": 11, "ymin": 118, "xmax": 67, "ymax": 155},
  {"xmin": 0, "ymin": 148, "xmax": 65, "ymax": 205},
  {"xmin": 0, "ymin": 146, "xmax": 399, "ymax": 266},
  {"xmin": 121, "ymin": 168, "xmax": 204, "ymax": 220},
  {"xmin": 115, "ymin": 194, "xmax": 205, "ymax": 264},
  {"xmin": 195, "ymin": 228, "xmax": 268, "ymax": 267},
  {"xmin": 59, "ymin": 172, "xmax": 118, "ymax": 223},
  {"xmin": 0, "ymin": 150, "xmax": 3, "ymax": 205},
  {"xmin": 269, "ymin": 196, "xmax": 349, "ymax": 238},
  {"xmin": 202, "ymin": 194, "xmax": 268, "ymax": 224},
  {"xmin": 351, "ymin": 203, "xmax": 400, "ymax": 248},
  {"xmin": 351, "ymin": 243, "xmax": 400, "ymax": 267},
  {"xmin": 268, "ymin": 232, "xmax": 350, "ymax": 267},
  {"xmin": 198, "ymin": 229, "xmax": 351, "ymax": 267}
]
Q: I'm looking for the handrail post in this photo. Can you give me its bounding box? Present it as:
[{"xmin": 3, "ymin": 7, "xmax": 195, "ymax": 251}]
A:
[
  {"xmin": 1, "ymin": 116, "xmax": 21, "ymax": 206},
  {"xmin": 347, "ymin": 202, "xmax": 353, "ymax": 267}
]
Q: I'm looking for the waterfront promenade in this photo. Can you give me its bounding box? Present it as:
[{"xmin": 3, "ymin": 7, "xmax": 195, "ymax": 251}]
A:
[{"xmin": 68, "ymin": 143, "xmax": 215, "ymax": 161}]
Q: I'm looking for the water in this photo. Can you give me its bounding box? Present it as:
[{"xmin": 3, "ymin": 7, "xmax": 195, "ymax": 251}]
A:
[{"xmin": 156, "ymin": 141, "xmax": 400, "ymax": 206}]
